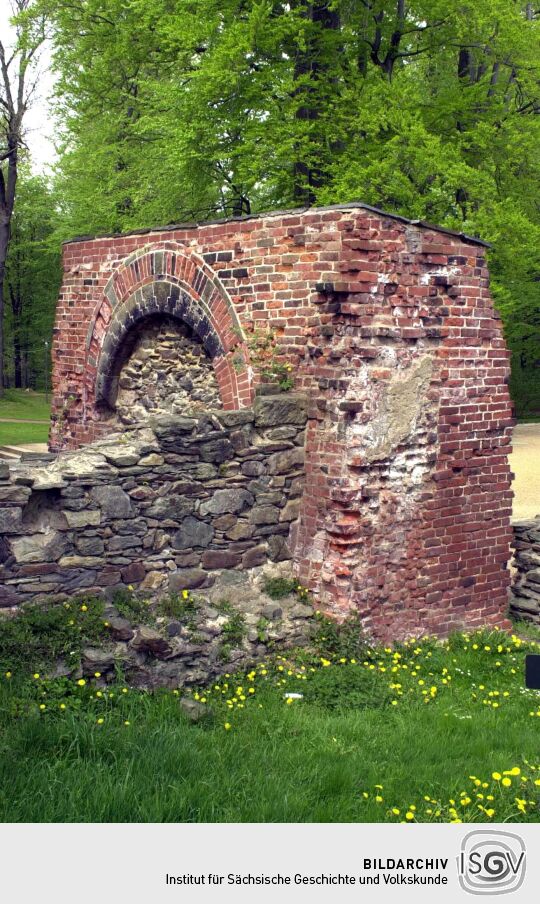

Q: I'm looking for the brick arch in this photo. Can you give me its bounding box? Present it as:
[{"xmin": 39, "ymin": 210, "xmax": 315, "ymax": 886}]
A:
[{"xmin": 85, "ymin": 243, "xmax": 253, "ymax": 412}]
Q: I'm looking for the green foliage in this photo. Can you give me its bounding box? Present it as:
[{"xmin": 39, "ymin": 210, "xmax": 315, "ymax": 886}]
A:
[
  {"xmin": 221, "ymin": 611, "xmax": 247, "ymax": 647},
  {"xmin": 0, "ymin": 598, "xmax": 107, "ymax": 674},
  {"xmin": 215, "ymin": 599, "xmax": 234, "ymax": 614},
  {"xmin": 217, "ymin": 643, "xmax": 232, "ymax": 663},
  {"xmin": 110, "ymin": 589, "xmax": 153, "ymax": 623},
  {"xmin": 13, "ymin": 0, "xmax": 540, "ymax": 411},
  {"xmin": 243, "ymin": 328, "xmax": 295, "ymax": 390},
  {"xmin": 262, "ymin": 575, "xmax": 311, "ymax": 602},
  {"xmin": 157, "ymin": 591, "xmax": 199, "ymax": 621},
  {"xmin": 214, "ymin": 600, "xmax": 247, "ymax": 646},
  {"xmin": 302, "ymin": 662, "xmax": 391, "ymax": 712},
  {"xmin": 3, "ymin": 170, "xmax": 61, "ymax": 391},
  {"xmin": 256, "ymin": 617, "xmax": 269, "ymax": 643},
  {"xmin": 0, "ymin": 627, "xmax": 539, "ymax": 821},
  {"xmin": 262, "ymin": 576, "xmax": 297, "ymax": 599},
  {"xmin": 313, "ymin": 612, "xmax": 369, "ymax": 662}
]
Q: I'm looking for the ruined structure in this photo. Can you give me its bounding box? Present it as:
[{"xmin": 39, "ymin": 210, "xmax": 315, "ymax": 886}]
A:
[{"xmin": 1, "ymin": 203, "xmax": 514, "ymax": 641}]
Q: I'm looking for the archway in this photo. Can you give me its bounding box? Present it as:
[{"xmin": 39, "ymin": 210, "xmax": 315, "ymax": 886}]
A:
[{"xmin": 84, "ymin": 243, "xmax": 254, "ymax": 416}]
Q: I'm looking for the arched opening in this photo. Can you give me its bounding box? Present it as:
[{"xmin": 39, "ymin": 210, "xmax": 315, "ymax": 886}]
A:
[
  {"xmin": 104, "ymin": 313, "xmax": 223, "ymax": 424},
  {"xmin": 93, "ymin": 279, "xmax": 241, "ymax": 419}
]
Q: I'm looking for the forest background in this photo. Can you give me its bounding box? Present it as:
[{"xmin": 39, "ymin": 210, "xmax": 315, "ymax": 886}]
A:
[{"xmin": 1, "ymin": 0, "xmax": 539, "ymax": 416}]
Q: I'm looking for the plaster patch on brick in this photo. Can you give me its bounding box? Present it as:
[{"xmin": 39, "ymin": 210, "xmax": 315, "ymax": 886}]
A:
[
  {"xmin": 362, "ymin": 355, "xmax": 434, "ymax": 463},
  {"xmin": 419, "ymin": 266, "xmax": 460, "ymax": 285}
]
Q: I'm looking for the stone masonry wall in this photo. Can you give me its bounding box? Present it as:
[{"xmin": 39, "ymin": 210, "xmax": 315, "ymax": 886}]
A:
[
  {"xmin": 510, "ymin": 517, "xmax": 540, "ymax": 623},
  {"xmin": 0, "ymin": 393, "xmax": 306, "ymax": 609},
  {"xmin": 114, "ymin": 316, "xmax": 222, "ymax": 425},
  {"xmin": 49, "ymin": 203, "xmax": 515, "ymax": 641}
]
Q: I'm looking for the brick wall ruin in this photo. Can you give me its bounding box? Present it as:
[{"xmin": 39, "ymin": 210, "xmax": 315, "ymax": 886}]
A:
[{"xmin": 34, "ymin": 203, "xmax": 516, "ymax": 640}]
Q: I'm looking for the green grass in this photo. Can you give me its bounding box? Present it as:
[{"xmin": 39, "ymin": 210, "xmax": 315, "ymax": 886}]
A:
[
  {"xmin": 0, "ymin": 389, "xmax": 50, "ymax": 445},
  {"xmin": 0, "ymin": 389, "xmax": 51, "ymax": 421},
  {"xmin": 1, "ymin": 610, "xmax": 540, "ymax": 823},
  {"xmin": 0, "ymin": 421, "xmax": 49, "ymax": 445}
]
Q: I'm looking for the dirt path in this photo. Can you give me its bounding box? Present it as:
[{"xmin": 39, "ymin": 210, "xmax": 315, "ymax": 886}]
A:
[{"xmin": 510, "ymin": 423, "xmax": 540, "ymax": 522}]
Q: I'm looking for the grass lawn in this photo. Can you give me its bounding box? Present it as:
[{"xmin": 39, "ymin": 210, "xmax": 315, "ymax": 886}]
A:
[
  {"xmin": 0, "ymin": 421, "xmax": 49, "ymax": 445},
  {"xmin": 0, "ymin": 389, "xmax": 50, "ymax": 445},
  {"xmin": 0, "ymin": 598, "xmax": 539, "ymax": 823},
  {"xmin": 0, "ymin": 389, "xmax": 51, "ymax": 421}
]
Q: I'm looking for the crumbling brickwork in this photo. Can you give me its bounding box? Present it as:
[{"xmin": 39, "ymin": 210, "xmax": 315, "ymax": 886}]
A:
[{"xmin": 49, "ymin": 203, "xmax": 515, "ymax": 640}]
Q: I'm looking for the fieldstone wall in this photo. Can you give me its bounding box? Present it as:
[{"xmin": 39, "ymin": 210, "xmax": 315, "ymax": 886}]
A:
[
  {"xmin": 114, "ymin": 317, "xmax": 222, "ymax": 425},
  {"xmin": 510, "ymin": 517, "xmax": 540, "ymax": 623},
  {"xmin": 77, "ymin": 579, "xmax": 314, "ymax": 690},
  {"xmin": 0, "ymin": 392, "xmax": 306, "ymax": 609}
]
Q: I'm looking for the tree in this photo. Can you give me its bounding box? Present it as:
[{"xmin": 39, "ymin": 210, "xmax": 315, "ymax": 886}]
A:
[
  {"xmin": 3, "ymin": 170, "xmax": 59, "ymax": 389},
  {"xmin": 0, "ymin": 0, "xmax": 46, "ymax": 394},
  {"xmin": 39, "ymin": 0, "xmax": 540, "ymax": 414}
]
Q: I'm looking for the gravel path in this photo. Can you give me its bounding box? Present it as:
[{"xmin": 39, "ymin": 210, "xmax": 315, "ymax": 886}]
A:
[{"xmin": 510, "ymin": 423, "xmax": 540, "ymax": 522}]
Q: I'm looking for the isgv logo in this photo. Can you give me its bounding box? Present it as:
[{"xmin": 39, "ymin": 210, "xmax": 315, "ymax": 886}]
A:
[{"xmin": 458, "ymin": 831, "xmax": 526, "ymax": 895}]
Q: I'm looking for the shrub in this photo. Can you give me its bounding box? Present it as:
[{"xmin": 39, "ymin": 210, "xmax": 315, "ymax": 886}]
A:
[
  {"xmin": 221, "ymin": 611, "xmax": 247, "ymax": 647},
  {"xmin": 111, "ymin": 589, "xmax": 153, "ymax": 623},
  {"xmin": 158, "ymin": 591, "xmax": 198, "ymax": 621},
  {"xmin": 312, "ymin": 612, "xmax": 369, "ymax": 661},
  {"xmin": 263, "ymin": 577, "xmax": 297, "ymax": 599},
  {"xmin": 0, "ymin": 597, "xmax": 107, "ymax": 674}
]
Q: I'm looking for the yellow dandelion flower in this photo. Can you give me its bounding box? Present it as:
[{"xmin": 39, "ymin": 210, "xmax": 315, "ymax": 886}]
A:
[
  {"xmin": 77, "ymin": 679, "xmax": 86, "ymax": 687},
  {"xmin": 224, "ymin": 722, "xmax": 232, "ymax": 730}
]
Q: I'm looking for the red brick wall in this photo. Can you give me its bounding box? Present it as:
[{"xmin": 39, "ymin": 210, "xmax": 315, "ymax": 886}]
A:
[{"xmin": 51, "ymin": 205, "xmax": 514, "ymax": 639}]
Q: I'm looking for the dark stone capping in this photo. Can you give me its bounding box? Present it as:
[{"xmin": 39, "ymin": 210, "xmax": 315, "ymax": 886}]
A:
[{"xmin": 64, "ymin": 202, "xmax": 490, "ymax": 248}]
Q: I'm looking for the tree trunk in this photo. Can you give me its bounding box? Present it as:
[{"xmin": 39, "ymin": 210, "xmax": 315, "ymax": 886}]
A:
[
  {"xmin": 292, "ymin": 0, "xmax": 340, "ymax": 206},
  {"xmin": 0, "ymin": 222, "xmax": 8, "ymax": 395}
]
